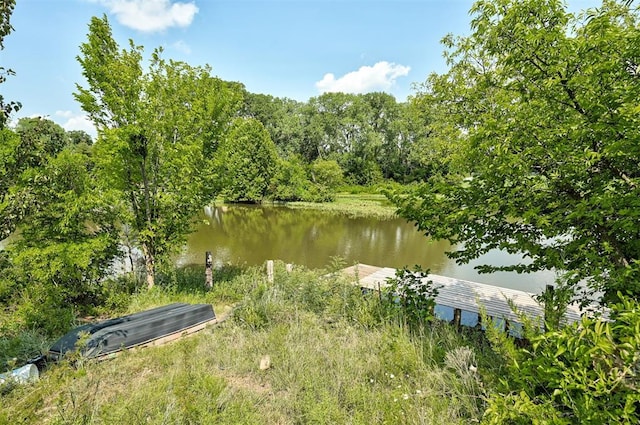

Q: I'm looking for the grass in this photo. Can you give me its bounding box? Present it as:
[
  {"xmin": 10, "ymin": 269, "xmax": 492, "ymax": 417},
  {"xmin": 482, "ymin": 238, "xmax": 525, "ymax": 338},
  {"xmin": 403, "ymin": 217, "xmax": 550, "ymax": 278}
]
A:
[
  {"xmin": 286, "ymin": 193, "xmax": 398, "ymax": 219},
  {"xmin": 0, "ymin": 261, "xmax": 503, "ymax": 424}
]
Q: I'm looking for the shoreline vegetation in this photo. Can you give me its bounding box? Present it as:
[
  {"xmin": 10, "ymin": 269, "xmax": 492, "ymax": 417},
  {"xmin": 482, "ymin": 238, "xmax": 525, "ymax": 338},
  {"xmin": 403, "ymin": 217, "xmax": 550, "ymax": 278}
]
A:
[
  {"xmin": 1, "ymin": 262, "xmax": 497, "ymax": 424},
  {"xmin": 234, "ymin": 192, "xmax": 400, "ymax": 220},
  {"xmin": 2, "ymin": 198, "xmax": 638, "ymax": 424},
  {"xmin": 286, "ymin": 193, "xmax": 398, "ymax": 220}
]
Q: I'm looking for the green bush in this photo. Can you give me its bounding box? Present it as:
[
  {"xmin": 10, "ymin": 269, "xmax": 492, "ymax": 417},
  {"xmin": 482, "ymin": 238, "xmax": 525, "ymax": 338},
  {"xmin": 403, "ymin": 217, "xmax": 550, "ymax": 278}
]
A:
[
  {"xmin": 483, "ymin": 296, "xmax": 640, "ymax": 424},
  {"xmin": 309, "ymin": 158, "xmax": 343, "ymax": 190},
  {"xmin": 270, "ymin": 156, "xmax": 310, "ymax": 201},
  {"xmin": 383, "ymin": 266, "xmax": 440, "ymax": 327}
]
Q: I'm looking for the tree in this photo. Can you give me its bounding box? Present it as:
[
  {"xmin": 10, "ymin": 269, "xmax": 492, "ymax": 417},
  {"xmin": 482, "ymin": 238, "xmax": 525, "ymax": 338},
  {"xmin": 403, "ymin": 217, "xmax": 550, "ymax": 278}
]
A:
[
  {"xmin": 6, "ymin": 149, "xmax": 120, "ymax": 328},
  {"xmin": 270, "ymin": 156, "xmax": 310, "ymax": 202},
  {"xmin": 76, "ymin": 15, "xmax": 243, "ymax": 288},
  {"xmin": 216, "ymin": 117, "xmax": 278, "ymax": 202},
  {"xmin": 0, "ymin": 118, "xmax": 70, "ymax": 239},
  {"xmin": 0, "ymin": 0, "xmax": 20, "ymax": 128},
  {"xmin": 308, "ymin": 158, "xmax": 343, "ymax": 201},
  {"xmin": 0, "ymin": 120, "xmax": 120, "ymax": 333},
  {"xmin": 241, "ymin": 92, "xmax": 305, "ymax": 157},
  {"xmin": 67, "ymin": 130, "xmax": 93, "ymax": 146},
  {"xmin": 391, "ymin": 0, "xmax": 640, "ymax": 305},
  {"xmin": 14, "ymin": 116, "xmax": 69, "ymax": 163}
]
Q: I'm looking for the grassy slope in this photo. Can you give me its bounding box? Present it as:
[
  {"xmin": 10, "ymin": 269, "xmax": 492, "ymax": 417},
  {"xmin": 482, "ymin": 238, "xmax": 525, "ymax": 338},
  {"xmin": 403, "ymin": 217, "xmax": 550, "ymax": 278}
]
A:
[{"xmin": 0, "ymin": 263, "xmax": 502, "ymax": 424}]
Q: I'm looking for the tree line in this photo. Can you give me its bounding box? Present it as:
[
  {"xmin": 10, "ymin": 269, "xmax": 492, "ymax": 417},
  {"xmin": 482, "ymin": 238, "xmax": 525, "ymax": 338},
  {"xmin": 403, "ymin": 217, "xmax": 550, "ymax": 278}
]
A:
[{"xmin": 2, "ymin": 13, "xmax": 454, "ymax": 297}]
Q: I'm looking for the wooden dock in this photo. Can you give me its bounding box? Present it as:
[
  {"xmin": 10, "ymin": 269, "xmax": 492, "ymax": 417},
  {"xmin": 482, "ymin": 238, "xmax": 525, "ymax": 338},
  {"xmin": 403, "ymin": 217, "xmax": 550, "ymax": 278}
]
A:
[{"xmin": 341, "ymin": 264, "xmax": 584, "ymax": 326}]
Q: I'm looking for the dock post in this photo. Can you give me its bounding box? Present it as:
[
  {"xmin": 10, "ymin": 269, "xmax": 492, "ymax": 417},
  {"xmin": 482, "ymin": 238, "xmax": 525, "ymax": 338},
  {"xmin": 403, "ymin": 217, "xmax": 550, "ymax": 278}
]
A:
[
  {"xmin": 205, "ymin": 251, "xmax": 213, "ymax": 289},
  {"xmin": 267, "ymin": 260, "xmax": 274, "ymax": 283},
  {"xmin": 453, "ymin": 308, "xmax": 462, "ymax": 330}
]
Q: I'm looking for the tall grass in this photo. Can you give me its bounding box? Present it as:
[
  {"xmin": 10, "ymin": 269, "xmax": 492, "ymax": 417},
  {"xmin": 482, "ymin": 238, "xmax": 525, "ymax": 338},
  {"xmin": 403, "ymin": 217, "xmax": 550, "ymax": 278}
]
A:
[{"xmin": 0, "ymin": 262, "xmax": 500, "ymax": 424}]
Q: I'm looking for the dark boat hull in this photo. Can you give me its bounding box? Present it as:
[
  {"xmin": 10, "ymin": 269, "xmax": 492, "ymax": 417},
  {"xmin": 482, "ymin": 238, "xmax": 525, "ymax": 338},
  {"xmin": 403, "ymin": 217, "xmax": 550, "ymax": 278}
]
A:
[{"xmin": 48, "ymin": 303, "xmax": 216, "ymax": 360}]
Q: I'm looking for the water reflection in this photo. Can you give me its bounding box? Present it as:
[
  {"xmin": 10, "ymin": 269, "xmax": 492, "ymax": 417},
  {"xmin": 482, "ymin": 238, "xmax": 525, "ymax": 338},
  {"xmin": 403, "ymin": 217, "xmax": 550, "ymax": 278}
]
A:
[{"xmin": 179, "ymin": 205, "xmax": 554, "ymax": 292}]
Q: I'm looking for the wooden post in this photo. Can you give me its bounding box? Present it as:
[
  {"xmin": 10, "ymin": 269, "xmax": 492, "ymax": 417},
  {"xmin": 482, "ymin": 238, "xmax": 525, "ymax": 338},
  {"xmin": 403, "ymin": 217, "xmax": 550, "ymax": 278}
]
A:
[
  {"xmin": 286, "ymin": 263, "xmax": 293, "ymax": 273},
  {"xmin": 267, "ymin": 260, "xmax": 274, "ymax": 283},
  {"xmin": 205, "ymin": 251, "xmax": 213, "ymax": 289},
  {"xmin": 504, "ymin": 319, "xmax": 510, "ymax": 334},
  {"xmin": 475, "ymin": 313, "xmax": 482, "ymax": 330},
  {"xmin": 453, "ymin": 308, "xmax": 462, "ymax": 330}
]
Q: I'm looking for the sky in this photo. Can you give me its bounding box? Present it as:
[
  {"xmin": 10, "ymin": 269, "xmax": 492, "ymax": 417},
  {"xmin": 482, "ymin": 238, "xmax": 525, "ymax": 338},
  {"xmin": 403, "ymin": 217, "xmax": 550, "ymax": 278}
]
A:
[{"xmin": 2, "ymin": 0, "xmax": 601, "ymax": 137}]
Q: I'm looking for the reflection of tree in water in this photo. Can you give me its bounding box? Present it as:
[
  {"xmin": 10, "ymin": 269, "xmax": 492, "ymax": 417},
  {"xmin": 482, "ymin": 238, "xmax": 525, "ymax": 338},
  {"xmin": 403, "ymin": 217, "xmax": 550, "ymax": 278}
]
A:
[{"xmin": 183, "ymin": 205, "xmax": 450, "ymax": 271}]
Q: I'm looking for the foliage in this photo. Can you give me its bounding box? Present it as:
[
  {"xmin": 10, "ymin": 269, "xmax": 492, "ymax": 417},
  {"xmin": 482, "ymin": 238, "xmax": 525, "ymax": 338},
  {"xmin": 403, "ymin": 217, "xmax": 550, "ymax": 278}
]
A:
[
  {"xmin": 66, "ymin": 129, "xmax": 93, "ymax": 146},
  {"xmin": 76, "ymin": 15, "xmax": 243, "ymax": 288},
  {"xmin": 269, "ymin": 156, "xmax": 310, "ymax": 201},
  {"xmin": 483, "ymin": 296, "xmax": 640, "ymax": 424},
  {"xmin": 307, "ymin": 158, "xmax": 343, "ymax": 201},
  {"xmin": 0, "ymin": 117, "xmax": 121, "ymax": 342},
  {"xmin": 1, "ymin": 119, "xmax": 71, "ymax": 238},
  {"xmin": 0, "ymin": 0, "xmax": 19, "ymax": 128},
  {"xmin": 216, "ymin": 117, "xmax": 278, "ymax": 202},
  {"xmin": 383, "ymin": 266, "xmax": 441, "ymax": 326},
  {"xmin": 237, "ymin": 88, "xmax": 461, "ymax": 186},
  {"xmin": 0, "ymin": 258, "xmax": 506, "ymax": 424},
  {"xmin": 241, "ymin": 92, "xmax": 305, "ymax": 158},
  {"xmin": 0, "ymin": 146, "xmax": 121, "ymax": 336},
  {"xmin": 391, "ymin": 0, "xmax": 640, "ymax": 305}
]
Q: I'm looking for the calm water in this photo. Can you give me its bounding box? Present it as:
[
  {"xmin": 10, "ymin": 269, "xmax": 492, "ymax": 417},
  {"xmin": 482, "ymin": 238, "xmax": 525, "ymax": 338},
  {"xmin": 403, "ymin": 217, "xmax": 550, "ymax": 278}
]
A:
[{"xmin": 178, "ymin": 205, "xmax": 555, "ymax": 293}]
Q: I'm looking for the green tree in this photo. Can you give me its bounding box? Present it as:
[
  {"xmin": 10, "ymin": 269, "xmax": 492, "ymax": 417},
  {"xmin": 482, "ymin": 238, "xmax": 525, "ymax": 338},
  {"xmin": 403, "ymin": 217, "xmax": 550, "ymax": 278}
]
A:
[
  {"xmin": 0, "ymin": 0, "xmax": 20, "ymax": 128},
  {"xmin": 308, "ymin": 158, "xmax": 343, "ymax": 201},
  {"xmin": 76, "ymin": 15, "xmax": 242, "ymax": 288},
  {"xmin": 0, "ymin": 118, "xmax": 70, "ymax": 239},
  {"xmin": 391, "ymin": 0, "xmax": 640, "ymax": 304},
  {"xmin": 67, "ymin": 129, "xmax": 93, "ymax": 146},
  {"xmin": 14, "ymin": 116, "xmax": 69, "ymax": 164},
  {"xmin": 302, "ymin": 92, "xmax": 387, "ymax": 184},
  {"xmin": 241, "ymin": 92, "xmax": 305, "ymax": 157},
  {"xmin": 0, "ymin": 119, "xmax": 120, "ymax": 334},
  {"xmin": 216, "ymin": 117, "xmax": 278, "ymax": 202},
  {"xmin": 4, "ymin": 148, "xmax": 120, "ymax": 333},
  {"xmin": 270, "ymin": 156, "xmax": 311, "ymax": 201}
]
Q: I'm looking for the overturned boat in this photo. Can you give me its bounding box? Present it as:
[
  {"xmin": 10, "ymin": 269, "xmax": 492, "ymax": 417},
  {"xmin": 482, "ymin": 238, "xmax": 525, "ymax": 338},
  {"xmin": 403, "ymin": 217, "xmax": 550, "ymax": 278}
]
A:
[{"xmin": 48, "ymin": 303, "xmax": 216, "ymax": 361}]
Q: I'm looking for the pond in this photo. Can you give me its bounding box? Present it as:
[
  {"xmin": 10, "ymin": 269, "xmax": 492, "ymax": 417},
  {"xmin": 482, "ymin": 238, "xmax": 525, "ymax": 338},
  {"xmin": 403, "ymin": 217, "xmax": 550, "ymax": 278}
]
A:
[{"xmin": 177, "ymin": 205, "xmax": 555, "ymax": 293}]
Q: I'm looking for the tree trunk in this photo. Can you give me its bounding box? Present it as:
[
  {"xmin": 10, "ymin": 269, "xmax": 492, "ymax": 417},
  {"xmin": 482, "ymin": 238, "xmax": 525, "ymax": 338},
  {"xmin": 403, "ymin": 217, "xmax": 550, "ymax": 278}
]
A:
[{"xmin": 142, "ymin": 243, "xmax": 155, "ymax": 289}]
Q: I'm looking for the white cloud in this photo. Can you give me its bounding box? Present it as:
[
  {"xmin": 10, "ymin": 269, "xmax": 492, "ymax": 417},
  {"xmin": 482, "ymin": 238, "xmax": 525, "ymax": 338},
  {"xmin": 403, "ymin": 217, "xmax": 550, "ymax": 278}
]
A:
[
  {"xmin": 315, "ymin": 61, "xmax": 411, "ymax": 94},
  {"xmin": 171, "ymin": 40, "xmax": 191, "ymax": 54},
  {"xmin": 55, "ymin": 111, "xmax": 97, "ymax": 139},
  {"xmin": 95, "ymin": 0, "xmax": 199, "ymax": 32}
]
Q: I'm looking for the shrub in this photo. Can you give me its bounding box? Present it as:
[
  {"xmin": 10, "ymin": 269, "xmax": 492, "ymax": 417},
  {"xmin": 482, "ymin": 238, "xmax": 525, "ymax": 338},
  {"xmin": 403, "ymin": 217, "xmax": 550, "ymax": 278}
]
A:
[
  {"xmin": 483, "ymin": 295, "xmax": 640, "ymax": 424},
  {"xmin": 270, "ymin": 157, "xmax": 310, "ymax": 201},
  {"xmin": 383, "ymin": 266, "xmax": 441, "ymax": 326}
]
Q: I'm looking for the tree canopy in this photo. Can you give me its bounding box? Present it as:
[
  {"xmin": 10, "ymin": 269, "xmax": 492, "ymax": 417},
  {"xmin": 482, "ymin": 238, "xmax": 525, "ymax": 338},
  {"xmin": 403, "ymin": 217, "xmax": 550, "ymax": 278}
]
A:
[
  {"xmin": 0, "ymin": 0, "xmax": 20, "ymax": 128},
  {"xmin": 76, "ymin": 15, "xmax": 243, "ymax": 288},
  {"xmin": 216, "ymin": 117, "xmax": 278, "ymax": 203},
  {"xmin": 391, "ymin": 0, "xmax": 640, "ymax": 305}
]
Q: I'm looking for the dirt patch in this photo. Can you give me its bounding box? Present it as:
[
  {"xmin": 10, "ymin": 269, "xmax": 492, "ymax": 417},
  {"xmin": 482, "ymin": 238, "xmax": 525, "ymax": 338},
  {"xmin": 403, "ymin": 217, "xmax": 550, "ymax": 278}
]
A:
[{"xmin": 221, "ymin": 371, "xmax": 273, "ymax": 395}]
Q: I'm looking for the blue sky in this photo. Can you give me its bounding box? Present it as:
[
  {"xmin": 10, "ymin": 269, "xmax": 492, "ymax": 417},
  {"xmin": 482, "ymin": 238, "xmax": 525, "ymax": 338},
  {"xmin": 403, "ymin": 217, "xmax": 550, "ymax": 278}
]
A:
[{"xmin": 2, "ymin": 0, "xmax": 600, "ymax": 137}]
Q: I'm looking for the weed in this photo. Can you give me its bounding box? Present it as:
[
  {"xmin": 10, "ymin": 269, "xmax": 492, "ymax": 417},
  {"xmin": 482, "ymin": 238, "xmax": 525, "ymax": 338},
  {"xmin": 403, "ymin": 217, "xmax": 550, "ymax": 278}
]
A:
[{"xmin": 384, "ymin": 266, "xmax": 441, "ymax": 326}]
